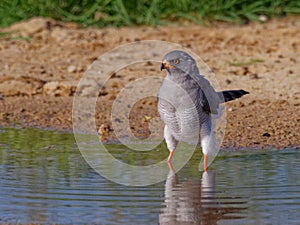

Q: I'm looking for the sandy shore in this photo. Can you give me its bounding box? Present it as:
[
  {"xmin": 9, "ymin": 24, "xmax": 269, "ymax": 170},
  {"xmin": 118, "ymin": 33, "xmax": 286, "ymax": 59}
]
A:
[{"xmin": 0, "ymin": 17, "xmax": 299, "ymax": 149}]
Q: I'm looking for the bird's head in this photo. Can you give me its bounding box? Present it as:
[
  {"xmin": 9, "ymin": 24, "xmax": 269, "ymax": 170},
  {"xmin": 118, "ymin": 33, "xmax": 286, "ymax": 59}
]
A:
[{"xmin": 160, "ymin": 50, "xmax": 199, "ymax": 75}]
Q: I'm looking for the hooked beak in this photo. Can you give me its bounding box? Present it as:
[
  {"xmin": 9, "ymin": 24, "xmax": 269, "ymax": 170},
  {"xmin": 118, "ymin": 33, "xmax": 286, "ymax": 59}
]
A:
[{"xmin": 161, "ymin": 59, "xmax": 173, "ymax": 71}]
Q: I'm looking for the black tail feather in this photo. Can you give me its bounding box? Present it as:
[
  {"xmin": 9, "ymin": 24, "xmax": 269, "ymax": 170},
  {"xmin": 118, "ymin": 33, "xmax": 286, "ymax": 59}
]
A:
[{"xmin": 218, "ymin": 90, "xmax": 249, "ymax": 102}]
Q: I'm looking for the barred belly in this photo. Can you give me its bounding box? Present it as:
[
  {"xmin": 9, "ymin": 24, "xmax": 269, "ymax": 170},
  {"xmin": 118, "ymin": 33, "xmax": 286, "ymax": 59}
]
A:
[{"xmin": 159, "ymin": 100, "xmax": 210, "ymax": 145}]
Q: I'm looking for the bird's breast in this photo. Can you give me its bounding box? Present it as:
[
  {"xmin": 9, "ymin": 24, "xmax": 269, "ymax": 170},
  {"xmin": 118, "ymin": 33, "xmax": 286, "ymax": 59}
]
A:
[
  {"xmin": 158, "ymin": 99, "xmax": 208, "ymax": 143},
  {"xmin": 158, "ymin": 77, "xmax": 209, "ymax": 142}
]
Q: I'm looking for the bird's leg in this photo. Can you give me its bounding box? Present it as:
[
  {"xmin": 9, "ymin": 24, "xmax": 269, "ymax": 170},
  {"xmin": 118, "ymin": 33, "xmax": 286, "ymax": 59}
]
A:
[
  {"xmin": 167, "ymin": 150, "xmax": 174, "ymax": 162},
  {"xmin": 164, "ymin": 126, "xmax": 178, "ymax": 163},
  {"xmin": 204, "ymin": 154, "xmax": 208, "ymax": 172}
]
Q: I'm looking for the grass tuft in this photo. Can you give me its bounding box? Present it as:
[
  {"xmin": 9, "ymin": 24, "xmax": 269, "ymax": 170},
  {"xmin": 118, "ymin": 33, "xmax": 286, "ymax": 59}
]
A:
[
  {"xmin": 229, "ymin": 59, "xmax": 265, "ymax": 67},
  {"xmin": 0, "ymin": 0, "xmax": 299, "ymax": 28}
]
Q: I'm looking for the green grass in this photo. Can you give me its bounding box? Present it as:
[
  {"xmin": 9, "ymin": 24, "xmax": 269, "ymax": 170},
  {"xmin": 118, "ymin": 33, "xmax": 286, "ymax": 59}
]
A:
[
  {"xmin": 0, "ymin": 0, "xmax": 299, "ymax": 28},
  {"xmin": 228, "ymin": 58, "xmax": 265, "ymax": 67},
  {"xmin": 0, "ymin": 31, "xmax": 32, "ymax": 40}
]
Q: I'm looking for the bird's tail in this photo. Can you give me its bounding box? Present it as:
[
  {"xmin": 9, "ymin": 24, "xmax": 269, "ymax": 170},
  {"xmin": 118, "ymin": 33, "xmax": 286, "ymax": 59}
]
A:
[{"xmin": 218, "ymin": 90, "xmax": 249, "ymax": 102}]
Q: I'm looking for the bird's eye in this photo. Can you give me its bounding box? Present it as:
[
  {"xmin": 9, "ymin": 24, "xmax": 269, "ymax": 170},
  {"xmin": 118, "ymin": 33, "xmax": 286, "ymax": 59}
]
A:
[{"xmin": 174, "ymin": 59, "xmax": 179, "ymax": 64}]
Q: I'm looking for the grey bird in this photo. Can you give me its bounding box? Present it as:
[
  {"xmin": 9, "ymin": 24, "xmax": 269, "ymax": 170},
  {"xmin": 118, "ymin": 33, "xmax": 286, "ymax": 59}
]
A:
[{"xmin": 158, "ymin": 50, "xmax": 248, "ymax": 171}]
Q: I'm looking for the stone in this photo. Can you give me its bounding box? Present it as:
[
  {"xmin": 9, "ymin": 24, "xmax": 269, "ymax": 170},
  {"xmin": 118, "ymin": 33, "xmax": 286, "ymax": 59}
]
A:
[
  {"xmin": 6, "ymin": 17, "xmax": 54, "ymax": 35},
  {"xmin": 67, "ymin": 65, "xmax": 77, "ymax": 73},
  {"xmin": 43, "ymin": 81, "xmax": 76, "ymax": 96}
]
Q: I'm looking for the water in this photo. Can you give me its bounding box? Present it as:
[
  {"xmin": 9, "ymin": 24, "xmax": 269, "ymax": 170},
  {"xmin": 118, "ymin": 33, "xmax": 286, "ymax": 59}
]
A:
[{"xmin": 0, "ymin": 128, "xmax": 299, "ymax": 224}]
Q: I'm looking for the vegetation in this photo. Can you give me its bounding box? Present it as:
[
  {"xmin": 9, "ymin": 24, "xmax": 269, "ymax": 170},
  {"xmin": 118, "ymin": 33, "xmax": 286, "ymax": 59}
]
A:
[
  {"xmin": 229, "ymin": 58, "xmax": 264, "ymax": 67},
  {"xmin": 0, "ymin": 0, "xmax": 299, "ymax": 28}
]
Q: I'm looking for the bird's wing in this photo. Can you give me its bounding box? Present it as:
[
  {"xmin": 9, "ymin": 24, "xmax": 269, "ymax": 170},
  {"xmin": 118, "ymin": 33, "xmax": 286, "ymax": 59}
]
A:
[{"xmin": 197, "ymin": 75, "xmax": 221, "ymax": 114}]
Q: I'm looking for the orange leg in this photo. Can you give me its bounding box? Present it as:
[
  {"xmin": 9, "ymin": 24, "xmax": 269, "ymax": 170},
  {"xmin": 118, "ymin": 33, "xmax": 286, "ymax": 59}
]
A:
[
  {"xmin": 167, "ymin": 161, "xmax": 175, "ymax": 173},
  {"xmin": 167, "ymin": 151, "xmax": 174, "ymax": 162},
  {"xmin": 204, "ymin": 154, "xmax": 208, "ymax": 172}
]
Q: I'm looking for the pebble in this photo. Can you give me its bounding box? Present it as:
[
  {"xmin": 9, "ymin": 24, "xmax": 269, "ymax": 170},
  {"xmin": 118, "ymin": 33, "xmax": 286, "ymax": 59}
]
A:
[
  {"xmin": 67, "ymin": 65, "xmax": 77, "ymax": 73},
  {"xmin": 259, "ymin": 15, "xmax": 268, "ymax": 22},
  {"xmin": 43, "ymin": 81, "xmax": 76, "ymax": 96}
]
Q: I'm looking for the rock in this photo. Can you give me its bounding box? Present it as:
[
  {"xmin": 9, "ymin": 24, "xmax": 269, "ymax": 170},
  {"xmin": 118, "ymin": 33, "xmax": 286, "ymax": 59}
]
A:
[
  {"xmin": 78, "ymin": 86, "xmax": 98, "ymax": 97},
  {"xmin": 98, "ymin": 124, "xmax": 113, "ymax": 142},
  {"xmin": 75, "ymin": 79, "xmax": 102, "ymax": 97},
  {"xmin": 259, "ymin": 15, "xmax": 268, "ymax": 22},
  {"xmin": 6, "ymin": 17, "xmax": 54, "ymax": 35},
  {"xmin": 67, "ymin": 65, "xmax": 77, "ymax": 73},
  {"xmin": 43, "ymin": 81, "xmax": 76, "ymax": 96}
]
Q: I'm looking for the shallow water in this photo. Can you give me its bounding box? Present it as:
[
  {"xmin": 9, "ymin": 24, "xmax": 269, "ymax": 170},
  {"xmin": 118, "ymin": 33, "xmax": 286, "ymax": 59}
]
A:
[{"xmin": 0, "ymin": 128, "xmax": 299, "ymax": 224}]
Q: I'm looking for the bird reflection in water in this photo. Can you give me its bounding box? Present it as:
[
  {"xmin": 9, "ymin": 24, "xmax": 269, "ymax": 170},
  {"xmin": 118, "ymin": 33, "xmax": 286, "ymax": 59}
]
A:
[{"xmin": 159, "ymin": 163, "xmax": 247, "ymax": 225}]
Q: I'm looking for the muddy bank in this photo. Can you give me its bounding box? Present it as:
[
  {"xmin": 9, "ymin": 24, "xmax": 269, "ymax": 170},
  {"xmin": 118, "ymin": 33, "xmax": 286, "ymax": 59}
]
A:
[{"xmin": 0, "ymin": 17, "xmax": 299, "ymax": 149}]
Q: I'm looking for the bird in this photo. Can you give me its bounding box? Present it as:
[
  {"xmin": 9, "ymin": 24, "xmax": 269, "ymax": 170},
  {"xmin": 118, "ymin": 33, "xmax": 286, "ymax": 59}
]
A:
[{"xmin": 158, "ymin": 50, "xmax": 249, "ymax": 171}]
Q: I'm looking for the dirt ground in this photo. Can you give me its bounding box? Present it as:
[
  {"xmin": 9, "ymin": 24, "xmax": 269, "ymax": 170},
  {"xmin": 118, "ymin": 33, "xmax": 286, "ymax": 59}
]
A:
[{"xmin": 0, "ymin": 17, "xmax": 299, "ymax": 150}]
